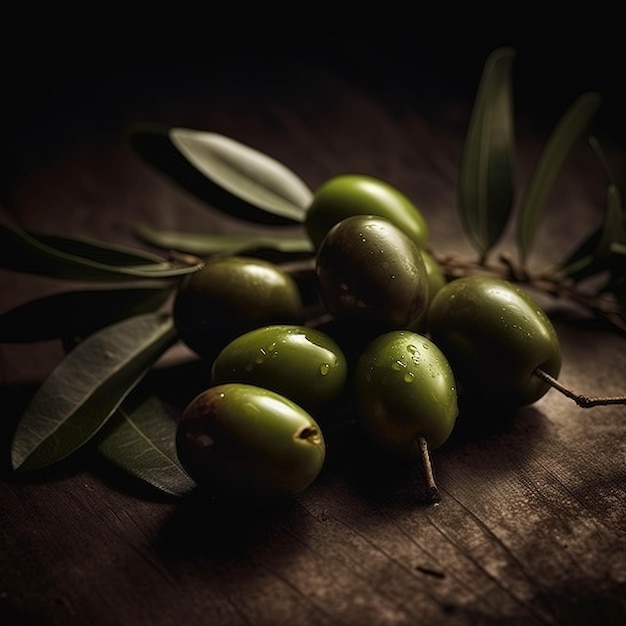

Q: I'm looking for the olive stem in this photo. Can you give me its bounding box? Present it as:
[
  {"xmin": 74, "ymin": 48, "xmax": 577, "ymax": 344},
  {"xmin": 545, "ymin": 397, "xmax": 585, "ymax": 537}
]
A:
[
  {"xmin": 167, "ymin": 250, "xmax": 205, "ymax": 267},
  {"xmin": 433, "ymin": 251, "xmax": 626, "ymax": 335},
  {"xmin": 416, "ymin": 435, "xmax": 441, "ymax": 503},
  {"xmin": 534, "ymin": 368, "xmax": 626, "ymax": 408}
]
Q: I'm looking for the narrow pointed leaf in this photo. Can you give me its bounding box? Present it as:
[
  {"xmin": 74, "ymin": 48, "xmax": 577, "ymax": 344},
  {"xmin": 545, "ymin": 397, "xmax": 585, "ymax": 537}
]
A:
[
  {"xmin": 458, "ymin": 47, "xmax": 516, "ymax": 259},
  {"xmin": 557, "ymin": 228, "xmax": 602, "ymax": 279},
  {"xmin": 135, "ymin": 225, "xmax": 314, "ymax": 256},
  {"xmin": 97, "ymin": 394, "xmax": 196, "ymax": 497},
  {"xmin": 517, "ymin": 92, "xmax": 601, "ymax": 265},
  {"xmin": 129, "ymin": 125, "xmax": 312, "ymax": 225},
  {"xmin": 0, "ymin": 221, "xmax": 204, "ymax": 281},
  {"xmin": 11, "ymin": 313, "xmax": 178, "ymax": 472},
  {"xmin": 559, "ymin": 183, "xmax": 624, "ymax": 281},
  {"xmin": 33, "ymin": 231, "xmax": 167, "ymax": 265},
  {"xmin": 0, "ymin": 286, "xmax": 172, "ymax": 342}
]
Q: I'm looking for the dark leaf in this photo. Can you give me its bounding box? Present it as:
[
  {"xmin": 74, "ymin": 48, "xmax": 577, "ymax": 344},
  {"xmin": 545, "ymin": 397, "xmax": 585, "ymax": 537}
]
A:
[
  {"xmin": 33, "ymin": 232, "xmax": 167, "ymax": 265},
  {"xmin": 458, "ymin": 47, "xmax": 516, "ymax": 260},
  {"xmin": 0, "ymin": 221, "xmax": 204, "ymax": 281},
  {"xmin": 557, "ymin": 228, "xmax": 602, "ymax": 280},
  {"xmin": 517, "ymin": 92, "xmax": 601, "ymax": 265},
  {"xmin": 129, "ymin": 125, "xmax": 312, "ymax": 225},
  {"xmin": 11, "ymin": 313, "xmax": 178, "ymax": 472},
  {"xmin": 97, "ymin": 394, "xmax": 196, "ymax": 497},
  {"xmin": 0, "ymin": 286, "xmax": 173, "ymax": 342},
  {"xmin": 135, "ymin": 225, "xmax": 314, "ymax": 256},
  {"xmin": 560, "ymin": 183, "xmax": 624, "ymax": 282},
  {"xmin": 609, "ymin": 242, "xmax": 626, "ymax": 282}
]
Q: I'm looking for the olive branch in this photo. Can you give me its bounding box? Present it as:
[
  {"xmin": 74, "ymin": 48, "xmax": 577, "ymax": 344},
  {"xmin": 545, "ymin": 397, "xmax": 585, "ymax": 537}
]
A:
[{"xmin": 1, "ymin": 46, "xmax": 624, "ymax": 498}]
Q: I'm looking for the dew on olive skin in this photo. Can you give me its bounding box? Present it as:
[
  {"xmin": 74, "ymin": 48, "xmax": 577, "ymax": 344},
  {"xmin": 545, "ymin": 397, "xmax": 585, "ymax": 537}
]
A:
[
  {"xmin": 354, "ymin": 330, "xmax": 459, "ymax": 455},
  {"xmin": 427, "ymin": 275, "xmax": 562, "ymax": 407},
  {"xmin": 315, "ymin": 215, "xmax": 429, "ymax": 329},
  {"xmin": 354, "ymin": 331, "xmax": 458, "ymax": 502},
  {"xmin": 211, "ymin": 325, "xmax": 348, "ymax": 410},
  {"xmin": 173, "ymin": 256, "xmax": 304, "ymax": 359}
]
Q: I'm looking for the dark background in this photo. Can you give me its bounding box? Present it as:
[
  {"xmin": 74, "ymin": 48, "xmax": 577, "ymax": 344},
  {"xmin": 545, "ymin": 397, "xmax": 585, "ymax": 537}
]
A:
[{"xmin": 1, "ymin": 33, "xmax": 624, "ymax": 189}]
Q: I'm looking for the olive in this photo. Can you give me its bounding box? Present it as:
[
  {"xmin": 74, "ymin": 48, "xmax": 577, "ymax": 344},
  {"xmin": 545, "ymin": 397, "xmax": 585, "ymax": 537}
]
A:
[
  {"xmin": 354, "ymin": 330, "xmax": 458, "ymax": 501},
  {"xmin": 354, "ymin": 330, "xmax": 458, "ymax": 456},
  {"xmin": 315, "ymin": 215, "xmax": 429, "ymax": 330},
  {"xmin": 173, "ymin": 256, "xmax": 303, "ymax": 359},
  {"xmin": 211, "ymin": 325, "xmax": 347, "ymax": 410},
  {"xmin": 427, "ymin": 275, "xmax": 562, "ymax": 407},
  {"xmin": 305, "ymin": 174, "xmax": 429, "ymax": 249},
  {"xmin": 176, "ymin": 383, "xmax": 326, "ymax": 503},
  {"xmin": 421, "ymin": 250, "xmax": 447, "ymax": 301},
  {"xmin": 410, "ymin": 249, "xmax": 448, "ymax": 332}
]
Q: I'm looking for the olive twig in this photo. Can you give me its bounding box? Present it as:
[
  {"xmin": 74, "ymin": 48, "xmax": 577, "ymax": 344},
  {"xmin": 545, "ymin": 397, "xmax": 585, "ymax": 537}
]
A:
[
  {"xmin": 167, "ymin": 250, "xmax": 205, "ymax": 267},
  {"xmin": 434, "ymin": 252, "xmax": 625, "ymax": 336},
  {"xmin": 534, "ymin": 368, "xmax": 626, "ymax": 408},
  {"xmin": 416, "ymin": 435, "xmax": 441, "ymax": 503}
]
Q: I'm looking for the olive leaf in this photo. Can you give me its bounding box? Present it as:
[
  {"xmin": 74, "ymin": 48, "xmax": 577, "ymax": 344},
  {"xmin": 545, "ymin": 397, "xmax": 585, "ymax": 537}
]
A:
[
  {"xmin": 97, "ymin": 394, "xmax": 196, "ymax": 497},
  {"xmin": 129, "ymin": 125, "xmax": 312, "ymax": 225},
  {"xmin": 516, "ymin": 91, "xmax": 602, "ymax": 266},
  {"xmin": 0, "ymin": 221, "xmax": 204, "ymax": 281},
  {"xmin": 135, "ymin": 224, "xmax": 314, "ymax": 256},
  {"xmin": 31, "ymin": 231, "xmax": 168, "ymax": 265},
  {"xmin": 0, "ymin": 286, "xmax": 172, "ymax": 343},
  {"xmin": 558, "ymin": 183, "xmax": 624, "ymax": 282},
  {"xmin": 458, "ymin": 47, "xmax": 516, "ymax": 262},
  {"xmin": 11, "ymin": 313, "xmax": 178, "ymax": 472}
]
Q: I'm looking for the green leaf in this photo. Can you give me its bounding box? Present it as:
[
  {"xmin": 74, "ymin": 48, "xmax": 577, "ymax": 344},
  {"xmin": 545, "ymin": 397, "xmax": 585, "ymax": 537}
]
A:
[
  {"xmin": 0, "ymin": 286, "xmax": 172, "ymax": 343},
  {"xmin": 0, "ymin": 221, "xmax": 204, "ymax": 281},
  {"xmin": 10, "ymin": 313, "xmax": 178, "ymax": 472},
  {"xmin": 559, "ymin": 183, "xmax": 624, "ymax": 282},
  {"xmin": 458, "ymin": 47, "xmax": 516, "ymax": 260},
  {"xmin": 135, "ymin": 225, "xmax": 314, "ymax": 256},
  {"xmin": 517, "ymin": 92, "xmax": 602, "ymax": 265},
  {"xmin": 129, "ymin": 125, "xmax": 312, "ymax": 225},
  {"xmin": 97, "ymin": 394, "xmax": 196, "ymax": 497},
  {"xmin": 557, "ymin": 228, "xmax": 602, "ymax": 279},
  {"xmin": 33, "ymin": 231, "xmax": 167, "ymax": 265}
]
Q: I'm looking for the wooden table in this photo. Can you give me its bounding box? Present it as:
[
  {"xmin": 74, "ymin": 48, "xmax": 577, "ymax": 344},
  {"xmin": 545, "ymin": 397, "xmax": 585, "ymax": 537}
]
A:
[{"xmin": 1, "ymin": 37, "xmax": 625, "ymax": 626}]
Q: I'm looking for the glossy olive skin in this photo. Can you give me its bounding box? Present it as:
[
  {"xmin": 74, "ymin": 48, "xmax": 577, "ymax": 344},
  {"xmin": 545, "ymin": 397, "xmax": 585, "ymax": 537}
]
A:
[
  {"xmin": 173, "ymin": 256, "xmax": 303, "ymax": 358},
  {"xmin": 354, "ymin": 330, "xmax": 458, "ymax": 456},
  {"xmin": 427, "ymin": 276, "xmax": 562, "ymax": 407},
  {"xmin": 305, "ymin": 174, "xmax": 429, "ymax": 249},
  {"xmin": 176, "ymin": 383, "xmax": 326, "ymax": 503},
  {"xmin": 316, "ymin": 215, "xmax": 429, "ymax": 329},
  {"xmin": 211, "ymin": 325, "xmax": 347, "ymax": 410}
]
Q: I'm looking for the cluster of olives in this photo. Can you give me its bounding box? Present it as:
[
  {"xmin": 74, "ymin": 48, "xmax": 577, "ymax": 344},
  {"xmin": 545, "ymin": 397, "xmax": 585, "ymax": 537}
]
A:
[{"xmin": 173, "ymin": 174, "xmax": 564, "ymax": 505}]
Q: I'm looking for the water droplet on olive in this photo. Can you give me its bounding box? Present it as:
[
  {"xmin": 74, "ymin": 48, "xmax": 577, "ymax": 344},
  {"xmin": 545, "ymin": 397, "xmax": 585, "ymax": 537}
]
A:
[
  {"xmin": 315, "ymin": 215, "xmax": 429, "ymax": 330},
  {"xmin": 211, "ymin": 325, "xmax": 348, "ymax": 410},
  {"xmin": 354, "ymin": 330, "xmax": 458, "ymax": 456},
  {"xmin": 428, "ymin": 275, "xmax": 562, "ymax": 407},
  {"xmin": 173, "ymin": 256, "xmax": 303, "ymax": 360}
]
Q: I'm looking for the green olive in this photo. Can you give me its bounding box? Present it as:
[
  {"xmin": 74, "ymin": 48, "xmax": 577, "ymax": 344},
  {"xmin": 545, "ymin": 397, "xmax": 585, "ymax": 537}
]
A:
[
  {"xmin": 427, "ymin": 275, "xmax": 562, "ymax": 407},
  {"xmin": 176, "ymin": 383, "xmax": 326, "ymax": 503},
  {"xmin": 305, "ymin": 174, "xmax": 429, "ymax": 249},
  {"xmin": 315, "ymin": 215, "xmax": 429, "ymax": 330},
  {"xmin": 211, "ymin": 325, "xmax": 347, "ymax": 410},
  {"xmin": 410, "ymin": 249, "xmax": 448, "ymax": 332},
  {"xmin": 173, "ymin": 256, "xmax": 303, "ymax": 359},
  {"xmin": 354, "ymin": 330, "xmax": 458, "ymax": 457}
]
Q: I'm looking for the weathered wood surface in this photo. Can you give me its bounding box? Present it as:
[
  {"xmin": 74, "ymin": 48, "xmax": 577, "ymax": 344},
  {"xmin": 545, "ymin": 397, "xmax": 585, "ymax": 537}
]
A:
[{"xmin": 1, "ymin": 38, "xmax": 625, "ymax": 626}]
